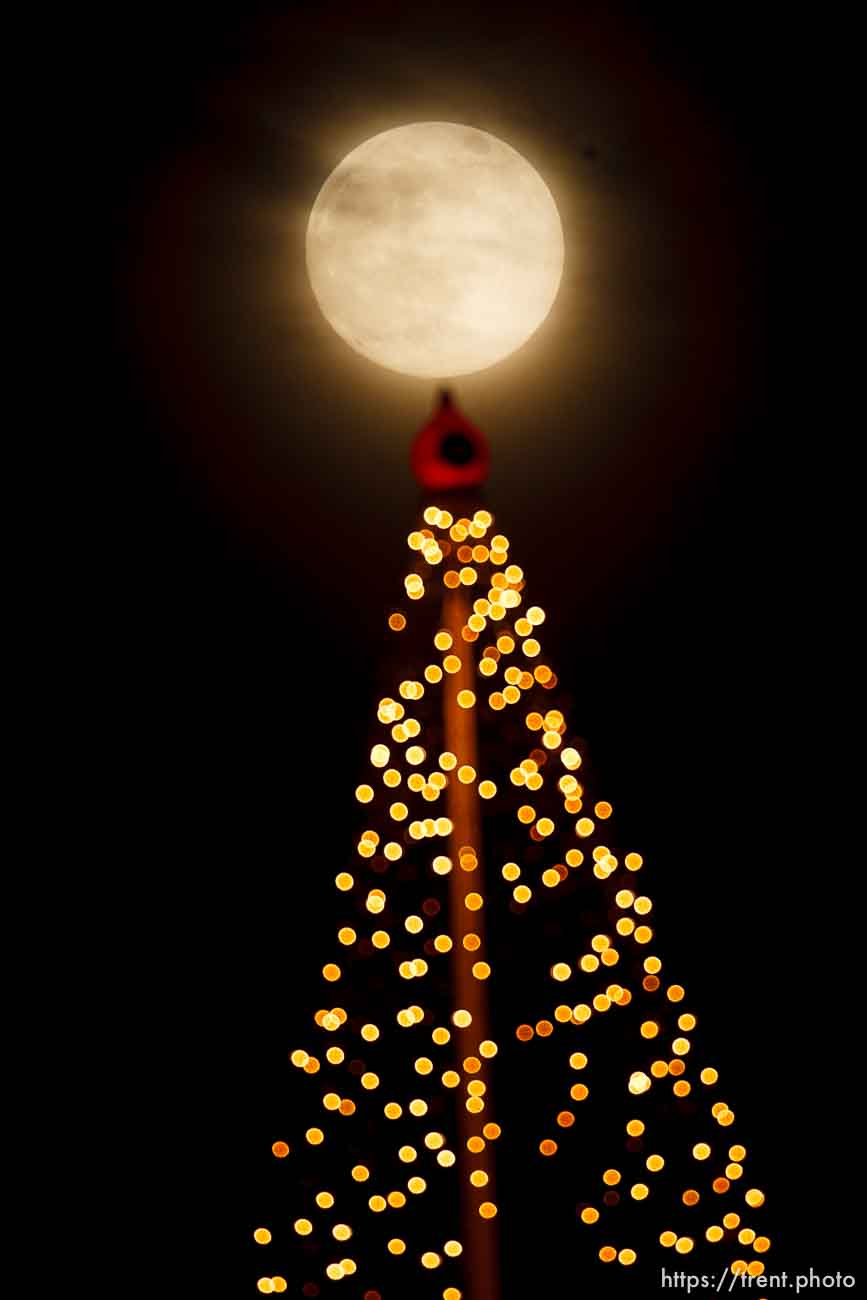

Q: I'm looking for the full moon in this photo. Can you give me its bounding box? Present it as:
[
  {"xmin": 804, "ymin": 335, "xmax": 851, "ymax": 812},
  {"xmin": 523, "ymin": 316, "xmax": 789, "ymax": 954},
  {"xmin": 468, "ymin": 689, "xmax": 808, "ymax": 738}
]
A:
[{"xmin": 305, "ymin": 123, "xmax": 565, "ymax": 379}]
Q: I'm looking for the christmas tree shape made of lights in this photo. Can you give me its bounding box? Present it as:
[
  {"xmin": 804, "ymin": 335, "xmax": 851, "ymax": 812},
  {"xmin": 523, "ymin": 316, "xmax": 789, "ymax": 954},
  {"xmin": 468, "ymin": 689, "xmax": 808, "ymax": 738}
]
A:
[{"xmin": 251, "ymin": 394, "xmax": 771, "ymax": 1299}]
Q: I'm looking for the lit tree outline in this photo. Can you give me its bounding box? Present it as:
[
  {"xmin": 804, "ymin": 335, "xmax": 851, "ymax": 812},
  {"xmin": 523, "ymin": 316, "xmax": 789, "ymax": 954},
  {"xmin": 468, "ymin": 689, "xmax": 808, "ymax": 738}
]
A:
[{"xmin": 252, "ymin": 400, "xmax": 770, "ymax": 1298}]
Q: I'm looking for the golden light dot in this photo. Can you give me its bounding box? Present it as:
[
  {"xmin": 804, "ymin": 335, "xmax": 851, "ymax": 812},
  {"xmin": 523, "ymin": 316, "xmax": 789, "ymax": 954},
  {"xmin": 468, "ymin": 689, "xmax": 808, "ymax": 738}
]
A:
[
  {"xmin": 369, "ymin": 1194, "xmax": 386, "ymax": 1212},
  {"xmin": 561, "ymin": 747, "xmax": 581, "ymax": 770},
  {"xmin": 482, "ymin": 1122, "xmax": 501, "ymax": 1140},
  {"xmin": 640, "ymin": 1020, "xmax": 659, "ymax": 1039},
  {"xmin": 660, "ymin": 1231, "xmax": 677, "ymax": 1248},
  {"xmin": 388, "ymin": 1239, "xmax": 406, "ymax": 1255},
  {"xmin": 603, "ymin": 1168, "xmax": 621, "ymax": 1186},
  {"xmin": 472, "ymin": 961, "xmax": 491, "ymax": 980},
  {"xmin": 335, "ymin": 872, "xmax": 354, "ymax": 892},
  {"xmin": 575, "ymin": 817, "xmax": 595, "ymax": 837},
  {"xmin": 629, "ymin": 1072, "xmax": 651, "ymax": 1095},
  {"xmin": 672, "ymin": 1037, "xmax": 691, "ymax": 1055},
  {"xmin": 453, "ymin": 1009, "xmax": 473, "ymax": 1028},
  {"xmin": 316, "ymin": 1191, "xmax": 334, "ymax": 1209},
  {"xmin": 322, "ymin": 963, "xmax": 341, "ymax": 983},
  {"xmin": 437, "ymin": 1150, "xmax": 456, "ymax": 1167},
  {"xmin": 421, "ymin": 1252, "xmax": 441, "ymax": 1270},
  {"xmin": 305, "ymin": 1128, "xmax": 324, "ymax": 1146},
  {"xmin": 470, "ymin": 1168, "xmax": 489, "ymax": 1185},
  {"xmin": 333, "ymin": 1223, "xmax": 352, "ymax": 1242},
  {"xmin": 256, "ymin": 1281, "xmax": 274, "ymax": 1294},
  {"xmin": 693, "ymin": 1142, "xmax": 711, "ymax": 1161},
  {"xmin": 444, "ymin": 1290, "xmax": 462, "ymax": 1300},
  {"xmin": 371, "ymin": 930, "xmax": 390, "ymax": 949},
  {"xmin": 479, "ymin": 779, "xmax": 497, "ymax": 799},
  {"xmin": 631, "ymin": 1183, "xmax": 649, "ymax": 1201},
  {"xmin": 726, "ymin": 1163, "xmax": 743, "ymax": 1180},
  {"xmin": 361, "ymin": 1072, "xmax": 379, "ymax": 1090},
  {"xmin": 619, "ymin": 1249, "xmax": 637, "ymax": 1266},
  {"xmin": 570, "ymin": 1083, "xmax": 589, "ymax": 1101},
  {"xmin": 388, "ymin": 1191, "xmax": 407, "ymax": 1208},
  {"xmin": 457, "ymin": 689, "xmax": 476, "ymax": 709},
  {"xmin": 713, "ymin": 1178, "xmax": 730, "ymax": 1194},
  {"xmin": 580, "ymin": 1206, "xmax": 599, "ymax": 1224},
  {"xmin": 464, "ymin": 892, "xmax": 483, "ymax": 911},
  {"xmin": 634, "ymin": 925, "xmax": 653, "ymax": 944},
  {"xmin": 745, "ymin": 1188, "xmax": 765, "ymax": 1208},
  {"xmin": 673, "ymin": 1080, "xmax": 691, "ymax": 1098},
  {"xmin": 294, "ymin": 1218, "xmax": 313, "ymax": 1236},
  {"xmin": 754, "ymin": 1236, "xmax": 770, "ymax": 1253},
  {"xmin": 536, "ymin": 816, "xmax": 555, "ymax": 837},
  {"xmin": 675, "ymin": 1237, "xmax": 694, "ymax": 1255},
  {"xmin": 513, "ymin": 884, "xmax": 532, "ymax": 903},
  {"xmin": 415, "ymin": 1057, "xmax": 433, "ymax": 1075},
  {"xmin": 683, "ymin": 1189, "xmax": 700, "ymax": 1206},
  {"xmin": 253, "ymin": 1227, "xmax": 272, "ymax": 1245},
  {"xmin": 625, "ymin": 851, "xmax": 643, "ymax": 871}
]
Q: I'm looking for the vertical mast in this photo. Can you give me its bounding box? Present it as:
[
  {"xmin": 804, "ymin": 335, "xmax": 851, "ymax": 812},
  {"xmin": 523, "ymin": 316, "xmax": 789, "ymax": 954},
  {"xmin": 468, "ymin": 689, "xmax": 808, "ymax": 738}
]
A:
[
  {"xmin": 442, "ymin": 585, "xmax": 500, "ymax": 1300},
  {"xmin": 412, "ymin": 389, "xmax": 499, "ymax": 1300}
]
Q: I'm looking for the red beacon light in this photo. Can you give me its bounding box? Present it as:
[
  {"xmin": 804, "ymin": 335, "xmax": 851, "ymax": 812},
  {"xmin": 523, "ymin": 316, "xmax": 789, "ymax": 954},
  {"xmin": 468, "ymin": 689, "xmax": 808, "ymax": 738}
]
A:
[{"xmin": 410, "ymin": 389, "xmax": 490, "ymax": 492}]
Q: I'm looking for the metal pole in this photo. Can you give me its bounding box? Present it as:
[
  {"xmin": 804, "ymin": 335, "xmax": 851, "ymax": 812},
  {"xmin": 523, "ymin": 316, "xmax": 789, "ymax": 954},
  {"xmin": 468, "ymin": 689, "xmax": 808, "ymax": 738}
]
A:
[{"xmin": 442, "ymin": 585, "xmax": 500, "ymax": 1300}]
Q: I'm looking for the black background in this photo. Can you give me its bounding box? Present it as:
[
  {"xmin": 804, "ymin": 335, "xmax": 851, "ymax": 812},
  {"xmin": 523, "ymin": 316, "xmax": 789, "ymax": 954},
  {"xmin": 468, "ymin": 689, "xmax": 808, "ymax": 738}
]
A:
[{"xmin": 107, "ymin": 2, "xmax": 857, "ymax": 1294}]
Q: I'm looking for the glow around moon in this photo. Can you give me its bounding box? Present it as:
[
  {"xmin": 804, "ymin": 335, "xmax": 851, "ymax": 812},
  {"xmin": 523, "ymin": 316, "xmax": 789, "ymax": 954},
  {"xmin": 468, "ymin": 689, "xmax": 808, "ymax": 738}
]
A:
[{"xmin": 305, "ymin": 123, "xmax": 565, "ymax": 379}]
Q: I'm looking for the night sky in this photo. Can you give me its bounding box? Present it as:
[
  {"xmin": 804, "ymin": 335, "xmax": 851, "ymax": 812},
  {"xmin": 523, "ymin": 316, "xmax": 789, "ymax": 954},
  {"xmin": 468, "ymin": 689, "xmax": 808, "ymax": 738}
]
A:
[{"xmin": 110, "ymin": 2, "xmax": 856, "ymax": 1294}]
